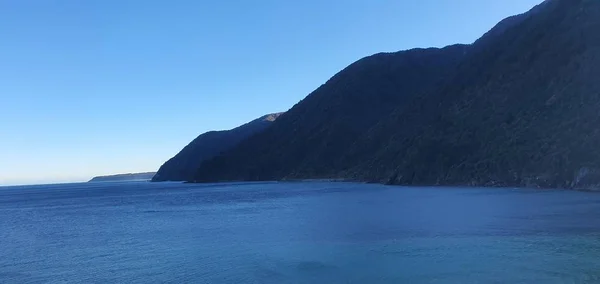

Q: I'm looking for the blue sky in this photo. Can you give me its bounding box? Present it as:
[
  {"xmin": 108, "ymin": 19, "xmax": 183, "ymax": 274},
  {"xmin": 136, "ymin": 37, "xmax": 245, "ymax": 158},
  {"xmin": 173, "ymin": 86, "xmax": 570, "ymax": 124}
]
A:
[{"xmin": 0, "ymin": 0, "xmax": 542, "ymax": 185}]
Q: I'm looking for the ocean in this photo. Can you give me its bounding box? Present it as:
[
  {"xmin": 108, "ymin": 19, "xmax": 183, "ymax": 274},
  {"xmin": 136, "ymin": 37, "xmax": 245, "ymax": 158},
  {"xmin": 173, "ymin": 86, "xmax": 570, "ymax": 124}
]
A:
[{"xmin": 1, "ymin": 181, "xmax": 600, "ymax": 283}]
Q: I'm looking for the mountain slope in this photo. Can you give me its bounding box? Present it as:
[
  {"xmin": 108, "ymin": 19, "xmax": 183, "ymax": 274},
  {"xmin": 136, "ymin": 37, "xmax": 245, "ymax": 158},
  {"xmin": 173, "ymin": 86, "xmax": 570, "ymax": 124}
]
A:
[
  {"xmin": 352, "ymin": 0, "xmax": 600, "ymax": 188},
  {"xmin": 191, "ymin": 44, "xmax": 469, "ymax": 182},
  {"xmin": 194, "ymin": 0, "xmax": 600, "ymax": 190},
  {"xmin": 152, "ymin": 113, "xmax": 282, "ymax": 182}
]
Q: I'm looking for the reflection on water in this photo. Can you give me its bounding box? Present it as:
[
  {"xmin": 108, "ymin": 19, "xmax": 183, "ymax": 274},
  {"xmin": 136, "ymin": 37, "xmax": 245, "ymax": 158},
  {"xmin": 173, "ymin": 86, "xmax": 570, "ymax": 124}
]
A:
[{"xmin": 1, "ymin": 182, "xmax": 600, "ymax": 283}]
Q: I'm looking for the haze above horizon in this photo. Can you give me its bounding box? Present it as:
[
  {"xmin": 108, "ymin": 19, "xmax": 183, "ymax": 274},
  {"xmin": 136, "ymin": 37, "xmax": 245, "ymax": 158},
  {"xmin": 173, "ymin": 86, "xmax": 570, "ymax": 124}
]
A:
[{"xmin": 0, "ymin": 0, "xmax": 542, "ymax": 186}]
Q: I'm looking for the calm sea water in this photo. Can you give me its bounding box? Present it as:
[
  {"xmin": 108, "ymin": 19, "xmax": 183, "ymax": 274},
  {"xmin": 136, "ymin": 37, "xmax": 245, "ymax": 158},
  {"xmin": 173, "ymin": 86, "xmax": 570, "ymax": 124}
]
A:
[{"xmin": 1, "ymin": 181, "xmax": 600, "ymax": 283}]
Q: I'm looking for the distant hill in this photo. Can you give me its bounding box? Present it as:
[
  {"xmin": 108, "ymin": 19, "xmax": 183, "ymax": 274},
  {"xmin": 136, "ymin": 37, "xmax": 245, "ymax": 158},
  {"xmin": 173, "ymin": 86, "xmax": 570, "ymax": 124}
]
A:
[
  {"xmin": 88, "ymin": 172, "xmax": 156, "ymax": 183},
  {"xmin": 151, "ymin": 113, "xmax": 283, "ymax": 182},
  {"xmin": 192, "ymin": 0, "xmax": 600, "ymax": 190}
]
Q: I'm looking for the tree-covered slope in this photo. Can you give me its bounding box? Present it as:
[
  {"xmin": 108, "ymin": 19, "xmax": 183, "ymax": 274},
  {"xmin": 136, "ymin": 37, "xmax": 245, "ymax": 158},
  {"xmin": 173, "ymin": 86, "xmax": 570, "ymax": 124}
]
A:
[
  {"xmin": 191, "ymin": 44, "xmax": 469, "ymax": 182},
  {"xmin": 350, "ymin": 0, "xmax": 600, "ymax": 189},
  {"xmin": 152, "ymin": 113, "xmax": 282, "ymax": 182},
  {"xmin": 193, "ymin": 0, "xmax": 600, "ymax": 190}
]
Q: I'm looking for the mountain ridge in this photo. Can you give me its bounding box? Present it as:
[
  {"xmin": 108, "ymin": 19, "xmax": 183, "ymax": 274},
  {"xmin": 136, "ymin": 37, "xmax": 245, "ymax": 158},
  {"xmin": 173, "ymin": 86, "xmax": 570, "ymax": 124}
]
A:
[
  {"xmin": 347, "ymin": 0, "xmax": 600, "ymax": 189},
  {"xmin": 152, "ymin": 113, "xmax": 283, "ymax": 182},
  {"xmin": 191, "ymin": 0, "xmax": 600, "ymax": 190},
  {"xmin": 191, "ymin": 44, "xmax": 470, "ymax": 182}
]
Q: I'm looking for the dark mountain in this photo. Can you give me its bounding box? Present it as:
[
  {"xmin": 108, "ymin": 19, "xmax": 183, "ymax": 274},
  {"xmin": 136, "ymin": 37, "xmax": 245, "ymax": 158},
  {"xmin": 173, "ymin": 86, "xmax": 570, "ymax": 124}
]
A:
[
  {"xmin": 89, "ymin": 172, "xmax": 156, "ymax": 182},
  {"xmin": 190, "ymin": 44, "xmax": 470, "ymax": 182},
  {"xmin": 152, "ymin": 113, "xmax": 283, "ymax": 182},
  {"xmin": 352, "ymin": 0, "xmax": 600, "ymax": 188},
  {"xmin": 194, "ymin": 0, "xmax": 600, "ymax": 190},
  {"xmin": 476, "ymin": 0, "xmax": 552, "ymax": 44}
]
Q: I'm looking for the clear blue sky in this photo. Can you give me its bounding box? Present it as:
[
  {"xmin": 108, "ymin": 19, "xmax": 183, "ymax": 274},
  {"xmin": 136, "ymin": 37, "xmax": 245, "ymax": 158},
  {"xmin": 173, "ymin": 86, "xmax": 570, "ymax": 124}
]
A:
[{"xmin": 0, "ymin": 0, "xmax": 542, "ymax": 186}]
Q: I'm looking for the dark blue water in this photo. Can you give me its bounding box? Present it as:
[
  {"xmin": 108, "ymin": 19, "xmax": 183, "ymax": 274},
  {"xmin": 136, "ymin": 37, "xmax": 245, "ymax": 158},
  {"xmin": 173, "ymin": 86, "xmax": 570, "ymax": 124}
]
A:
[{"xmin": 1, "ymin": 182, "xmax": 600, "ymax": 283}]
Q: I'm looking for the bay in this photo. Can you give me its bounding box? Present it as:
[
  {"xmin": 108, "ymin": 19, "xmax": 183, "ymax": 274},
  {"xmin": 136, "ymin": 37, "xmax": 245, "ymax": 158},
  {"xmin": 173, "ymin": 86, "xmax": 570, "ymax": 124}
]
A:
[{"xmin": 1, "ymin": 181, "xmax": 600, "ymax": 283}]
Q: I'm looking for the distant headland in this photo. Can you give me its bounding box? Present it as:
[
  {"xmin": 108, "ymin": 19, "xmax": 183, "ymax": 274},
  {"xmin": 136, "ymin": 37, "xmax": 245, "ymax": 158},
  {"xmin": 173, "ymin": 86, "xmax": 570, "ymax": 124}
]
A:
[{"xmin": 88, "ymin": 172, "xmax": 156, "ymax": 183}]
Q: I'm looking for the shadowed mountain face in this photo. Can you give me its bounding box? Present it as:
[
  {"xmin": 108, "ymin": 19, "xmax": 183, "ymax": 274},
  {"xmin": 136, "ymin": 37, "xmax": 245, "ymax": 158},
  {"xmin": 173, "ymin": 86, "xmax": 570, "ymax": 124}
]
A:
[
  {"xmin": 193, "ymin": 0, "xmax": 600, "ymax": 189},
  {"xmin": 190, "ymin": 44, "xmax": 469, "ymax": 182},
  {"xmin": 356, "ymin": 0, "xmax": 600, "ymax": 188},
  {"xmin": 152, "ymin": 113, "xmax": 283, "ymax": 182}
]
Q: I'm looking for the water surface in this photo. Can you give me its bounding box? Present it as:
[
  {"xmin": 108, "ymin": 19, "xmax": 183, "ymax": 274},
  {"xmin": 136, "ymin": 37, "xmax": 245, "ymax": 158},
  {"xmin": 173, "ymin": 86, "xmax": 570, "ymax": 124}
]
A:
[{"xmin": 1, "ymin": 182, "xmax": 600, "ymax": 283}]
